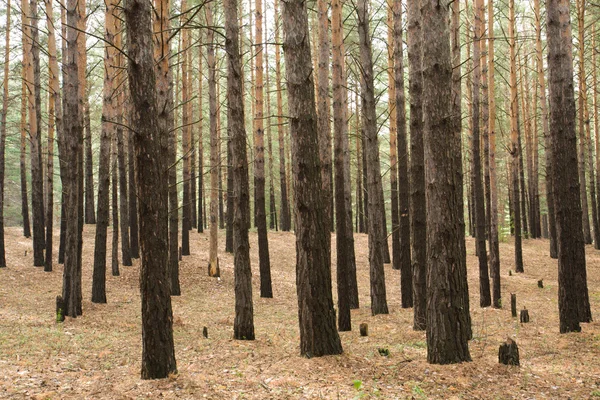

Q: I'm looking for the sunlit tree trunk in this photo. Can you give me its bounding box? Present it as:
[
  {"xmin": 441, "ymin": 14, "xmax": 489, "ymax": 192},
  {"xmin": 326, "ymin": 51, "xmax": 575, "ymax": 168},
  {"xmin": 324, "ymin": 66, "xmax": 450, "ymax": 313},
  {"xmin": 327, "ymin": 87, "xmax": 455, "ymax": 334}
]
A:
[{"xmin": 0, "ymin": 0, "xmax": 10, "ymax": 267}]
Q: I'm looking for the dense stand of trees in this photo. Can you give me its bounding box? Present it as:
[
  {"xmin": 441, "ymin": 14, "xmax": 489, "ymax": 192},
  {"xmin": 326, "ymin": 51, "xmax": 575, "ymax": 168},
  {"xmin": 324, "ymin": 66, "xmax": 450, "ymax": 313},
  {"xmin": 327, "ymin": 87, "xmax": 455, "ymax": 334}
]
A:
[{"xmin": 0, "ymin": 0, "xmax": 597, "ymax": 377}]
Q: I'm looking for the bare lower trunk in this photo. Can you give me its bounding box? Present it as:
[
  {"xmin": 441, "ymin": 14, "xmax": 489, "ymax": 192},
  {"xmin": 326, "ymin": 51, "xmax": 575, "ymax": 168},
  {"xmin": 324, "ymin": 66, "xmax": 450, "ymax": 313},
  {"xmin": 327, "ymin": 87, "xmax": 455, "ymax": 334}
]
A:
[
  {"xmin": 422, "ymin": 0, "xmax": 472, "ymax": 364},
  {"xmin": 358, "ymin": 0, "xmax": 388, "ymax": 316},
  {"xmin": 124, "ymin": 0, "xmax": 177, "ymax": 377}
]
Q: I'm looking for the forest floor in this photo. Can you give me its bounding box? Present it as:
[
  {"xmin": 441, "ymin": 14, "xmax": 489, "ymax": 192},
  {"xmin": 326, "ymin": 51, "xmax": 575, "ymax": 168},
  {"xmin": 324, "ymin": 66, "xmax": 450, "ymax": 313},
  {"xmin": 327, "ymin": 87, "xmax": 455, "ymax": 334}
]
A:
[{"xmin": 0, "ymin": 226, "xmax": 599, "ymax": 399}]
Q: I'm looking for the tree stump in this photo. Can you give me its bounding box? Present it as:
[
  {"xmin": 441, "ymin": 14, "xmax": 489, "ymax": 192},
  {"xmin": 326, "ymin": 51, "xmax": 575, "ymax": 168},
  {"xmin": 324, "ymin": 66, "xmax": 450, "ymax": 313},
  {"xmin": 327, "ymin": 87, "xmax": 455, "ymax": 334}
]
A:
[
  {"xmin": 203, "ymin": 326, "xmax": 208, "ymax": 338},
  {"xmin": 498, "ymin": 338, "xmax": 520, "ymax": 366},
  {"xmin": 511, "ymin": 293, "xmax": 517, "ymax": 317},
  {"xmin": 520, "ymin": 308, "xmax": 530, "ymax": 323},
  {"xmin": 538, "ymin": 279, "xmax": 543, "ymax": 288},
  {"xmin": 360, "ymin": 323, "xmax": 368, "ymax": 337},
  {"xmin": 56, "ymin": 296, "xmax": 65, "ymax": 323}
]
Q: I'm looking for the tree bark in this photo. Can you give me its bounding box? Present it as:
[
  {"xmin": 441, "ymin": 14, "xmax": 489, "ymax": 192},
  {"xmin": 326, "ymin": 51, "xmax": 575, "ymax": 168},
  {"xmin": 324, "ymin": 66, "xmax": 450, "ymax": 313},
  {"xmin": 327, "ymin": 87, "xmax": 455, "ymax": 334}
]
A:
[
  {"xmin": 92, "ymin": 0, "xmax": 117, "ymax": 302},
  {"xmin": 546, "ymin": 0, "xmax": 591, "ymax": 333},
  {"xmin": 576, "ymin": 0, "xmax": 592, "ymax": 245},
  {"xmin": 61, "ymin": 0, "xmax": 83, "ymax": 317},
  {"xmin": 207, "ymin": 2, "xmax": 220, "ymax": 277},
  {"xmin": 274, "ymin": 0, "xmax": 291, "ymax": 232},
  {"xmin": 509, "ymin": 0, "xmax": 524, "ymax": 273},
  {"xmin": 25, "ymin": 0, "xmax": 45, "ymax": 267},
  {"xmin": 181, "ymin": 0, "xmax": 192, "ymax": 257},
  {"xmin": 225, "ymin": 0, "xmax": 255, "ymax": 340},
  {"xmin": 358, "ymin": 0, "xmax": 389, "ymax": 316},
  {"xmin": 488, "ymin": 0, "xmax": 501, "ymax": 308},
  {"xmin": 254, "ymin": 0, "xmax": 272, "ymax": 298},
  {"xmin": 124, "ymin": 0, "xmax": 178, "ymax": 377},
  {"xmin": 546, "ymin": 0, "xmax": 592, "ymax": 332},
  {"xmin": 472, "ymin": 0, "xmax": 491, "ymax": 307},
  {"xmin": 332, "ymin": 0, "xmax": 352, "ymax": 331},
  {"xmin": 0, "ymin": 0, "xmax": 10, "ymax": 268},
  {"xmin": 407, "ymin": 0, "xmax": 426, "ymax": 329},
  {"xmin": 422, "ymin": 0, "xmax": 472, "ymax": 364},
  {"xmin": 282, "ymin": 0, "xmax": 343, "ymax": 356}
]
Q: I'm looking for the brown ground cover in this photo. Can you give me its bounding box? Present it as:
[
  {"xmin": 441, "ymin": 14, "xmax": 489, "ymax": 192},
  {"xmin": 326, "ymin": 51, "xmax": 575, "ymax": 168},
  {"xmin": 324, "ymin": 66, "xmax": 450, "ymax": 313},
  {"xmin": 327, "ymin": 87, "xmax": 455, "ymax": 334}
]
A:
[{"xmin": 0, "ymin": 226, "xmax": 599, "ymax": 399}]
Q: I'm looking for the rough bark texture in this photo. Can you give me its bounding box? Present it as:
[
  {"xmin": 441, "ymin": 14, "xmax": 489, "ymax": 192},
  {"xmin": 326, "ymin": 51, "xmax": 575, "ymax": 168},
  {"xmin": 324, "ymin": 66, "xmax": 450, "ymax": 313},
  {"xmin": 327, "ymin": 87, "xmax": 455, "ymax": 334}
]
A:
[
  {"xmin": 422, "ymin": 0, "xmax": 472, "ymax": 364},
  {"xmin": 61, "ymin": 0, "xmax": 83, "ymax": 317},
  {"xmin": 546, "ymin": 0, "xmax": 592, "ymax": 333},
  {"xmin": 26, "ymin": 0, "xmax": 45, "ymax": 267},
  {"xmin": 488, "ymin": 0, "xmax": 501, "ymax": 308},
  {"xmin": 225, "ymin": 0, "xmax": 255, "ymax": 340},
  {"xmin": 207, "ymin": 3, "xmax": 220, "ymax": 277},
  {"xmin": 181, "ymin": 0, "xmax": 192, "ymax": 257},
  {"xmin": 282, "ymin": 0, "xmax": 343, "ymax": 356},
  {"xmin": 254, "ymin": 0, "xmax": 272, "ymax": 298},
  {"xmin": 317, "ymin": 0, "xmax": 333, "ymax": 235},
  {"xmin": 197, "ymin": 34, "xmax": 205, "ymax": 234},
  {"xmin": 332, "ymin": 0, "xmax": 352, "ymax": 331},
  {"xmin": 20, "ymin": 60, "xmax": 30, "ymax": 239},
  {"xmin": 393, "ymin": 0, "xmax": 412, "ymax": 308},
  {"xmin": 84, "ymin": 98, "xmax": 95, "ymax": 224},
  {"xmin": 92, "ymin": 0, "xmax": 117, "ymax": 302},
  {"xmin": 576, "ymin": 0, "xmax": 592, "ymax": 245},
  {"xmin": 509, "ymin": 0, "xmax": 524, "ymax": 274},
  {"xmin": 358, "ymin": 0, "xmax": 389, "ymax": 316},
  {"xmin": 275, "ymin": 0, "xmax": 291, "ymax": 232},
  {"xmin": 117, "ymin": 122, "xmax": 132, "ymax": 266},
  {"xmin": 472, "ymin": 0, "xmax": 491, "ymax": 307},
  {"xmin": 128, "ymin": 129, "xmax": 139, "ymax": 258},
  {"xmin": 124, "ymin": 0, "xmax": 177, "ymax": 378},
  {"xmin": 407, "ymin": 0, "xmax": 426, "ymax": 330}
]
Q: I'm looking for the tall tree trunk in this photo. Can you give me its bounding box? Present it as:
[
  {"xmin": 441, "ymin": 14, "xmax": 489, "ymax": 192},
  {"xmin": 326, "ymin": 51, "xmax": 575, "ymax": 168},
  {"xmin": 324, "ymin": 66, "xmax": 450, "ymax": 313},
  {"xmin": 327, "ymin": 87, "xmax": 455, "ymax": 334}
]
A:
[
  {"xmin": 332, "ymin": 0, "xmax": 352, "ymax": 331},
  {"xmin": 181, "ymin": 0, "xmax": 192, "ymax": 256},
  {"xmin": 274, "ymin": 0, "xmax": 291, "ymax": 232},
  {"xmin": 317, "ymin": 0, "xmax": 333, "ymax": 235},
  {"xmin": 407, "ymin": 0, "xmax": 426, "ymax": 330},
  {"xmin": 282, "ymin": 0, "xmax": 343, "ymax": 356},
  {"xmin": 197, "ymin": 33, "xmax": 204, "ymax": 233},
  {"xmin": 265, "ymin": 8, "xmax": 277, "ymax": 232},
  {"xmin": 488, "ymin": 0, "xmax": 501, "ymax": 308},
  {"xmin": 224, "ymin": 0, "xmax": 255, "ymax": 340},
  {"xmin": 26, "ymin": 0, "xmax": 45, "ymax": 267},
  {"xmin": 61, "ymin": 0, "xmax": 83, "ymax": 317},
  {"xmin": 472, "ymin": 0, "xmax": 491, "ymax": 307},
  {"xmin": 423, "ymin": 0, "xmax": 472, "ymax": 364},
  {"xmin": 388, "ymin": 0, "xmax": 400, "ymax": 275},
  {"xmin": 534, "ymin": 0, "xmax": 557, "ymax": 258},
  {"xmin": 509, "ymin": 0, "xmax": 524, "ymax": 273},
  {"xmin": 128, "ymin": 128, "xmax": 139, "ymax": 258},
  {"xmin": 92, "ymin": 0, "xmax": 116, "ymax": 303},
  {"xmin": 358, "ymin": 0, "xmax": 389, "ymax": 316},
  {"xmin": 546, "ymin": 0, "xmax": 592, "ymax": 332},
  {"xmin": 20, "ymin": 60, "xmax": 31, "ymax": 239},
  {"xmin": 124, "ymin": 0, "xmax": 177, "ymax": 377},
  {"xmin": 594, "ymin": 27, "xmax": 600, "ymax": 251},
  {"xmin": 393, "ymin": 0, "xmax": 412, "ymax": 308},
  {"xmin": 111, "ymin": 134, "xmax": 119, "ymax": 277},
  {"xmin": 356, "ymin": 108, "xmax": 364, "ymax": 234},
  {"xmin": 117, "ymin": 117, "xmax": 132, "ymax": 266},
  {"xmin": 0, "ymin": 0, "xmax": 10, "ymax": 268},
  {"xmin": 207, "ymin": 2, "xmax": 220, "ymax": 277},
  {"xmin": 84, "ymin": 99, "xmax": 95, "ymax": 224},
  {"xmin": 576, "ymin": 0, "xmax": 592, "ymax": 245},
  {"xmin": 254, "ymin": 0, "xmax": 272, "ymax": 297},
  {"xmin": 190, "ymin": 37, "xmax": 197, "ymax": 232}
]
